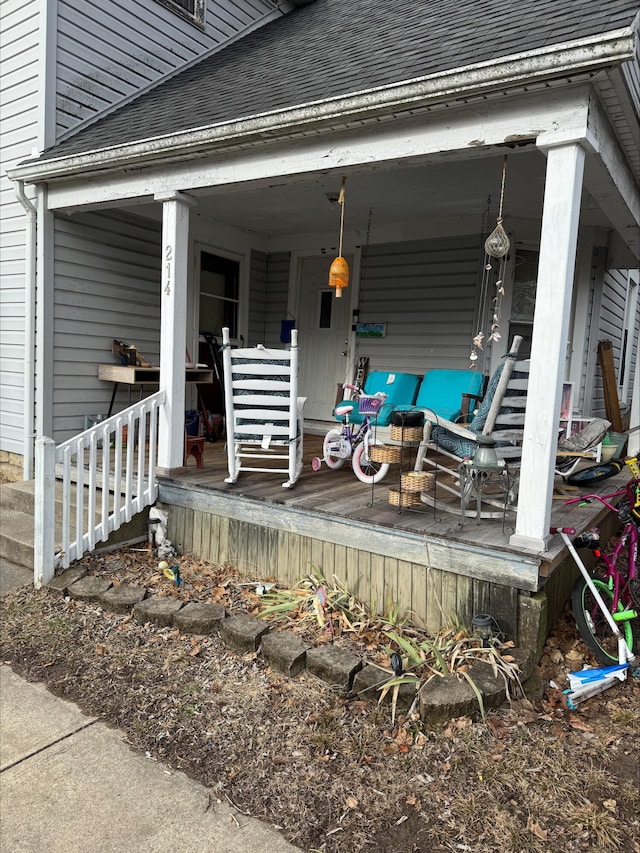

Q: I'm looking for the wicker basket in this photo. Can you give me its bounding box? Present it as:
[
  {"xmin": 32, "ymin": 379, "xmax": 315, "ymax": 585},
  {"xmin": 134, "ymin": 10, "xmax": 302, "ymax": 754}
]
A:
[
  {"xmin": 369, "ymin": 444, "xmax": 402, "ymax": 464},
  {"xmin": 400, "ymin": 471, "xmax": 435, "ymax": 493},
  {"xmin": 388, "ymin": 487, "xmax": 421, "ymax": 507},
  {"xmin": 390, "ymin": 424, "xmax": 423, "ymax": 442}
]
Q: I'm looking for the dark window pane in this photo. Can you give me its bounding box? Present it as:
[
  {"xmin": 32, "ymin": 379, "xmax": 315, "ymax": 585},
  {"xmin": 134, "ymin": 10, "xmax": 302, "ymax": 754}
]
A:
[{"xmin": 319, "ymin": 291, "xmax": 333, "ymax": 329}]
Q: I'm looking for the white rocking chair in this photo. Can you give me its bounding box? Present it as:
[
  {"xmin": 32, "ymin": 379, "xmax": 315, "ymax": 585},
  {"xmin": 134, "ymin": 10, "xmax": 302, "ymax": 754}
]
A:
[{"xmin": 221, "ymin": 327, "xmax": 305, "ymax": 488}]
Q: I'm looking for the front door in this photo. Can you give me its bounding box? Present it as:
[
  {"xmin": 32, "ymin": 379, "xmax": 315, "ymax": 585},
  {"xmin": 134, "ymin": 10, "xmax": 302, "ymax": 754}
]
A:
[{"xmin": 297, "ymin": 255, "xmax": 353, "ymax": 422}]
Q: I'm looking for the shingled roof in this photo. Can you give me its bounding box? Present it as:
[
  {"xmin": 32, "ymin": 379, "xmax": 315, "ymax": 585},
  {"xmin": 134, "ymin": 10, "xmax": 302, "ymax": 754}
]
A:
[{"xmin": 38, "ymin": 0, "xmax": 640, "ymax": 162}]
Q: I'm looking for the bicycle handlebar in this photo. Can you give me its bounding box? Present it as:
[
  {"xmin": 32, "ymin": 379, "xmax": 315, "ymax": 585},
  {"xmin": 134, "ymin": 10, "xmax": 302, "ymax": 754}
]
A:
[
  {"xmin": 564, "ymin": 491, "xmax": 624, "ymax": 512},
  {"xmin": 550, "ymin": 527, "xmax": 577, "ymax": 536}
]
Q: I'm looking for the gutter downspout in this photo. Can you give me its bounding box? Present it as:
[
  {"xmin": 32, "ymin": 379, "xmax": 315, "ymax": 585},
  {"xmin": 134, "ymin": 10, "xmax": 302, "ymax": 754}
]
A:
[{"xmin": 11, "ymin": 179, "xmax": 37, "ymax": 480}]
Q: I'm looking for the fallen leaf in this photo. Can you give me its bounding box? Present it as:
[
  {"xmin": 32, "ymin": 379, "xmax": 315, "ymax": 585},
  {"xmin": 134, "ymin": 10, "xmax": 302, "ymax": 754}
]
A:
[
  {"xmin": 568, "ymin": 716, "xmax": 593, "ymax": 733},
  {"xmin": 527, "ymin": 817, "xmax": 548, "ymax": 841},
  {"xmin": 344, "ymin": 796, "xmax": 358, "ymax": 810},
  {"xmin": 602, "ymin": 799, "xmax": 617, "ymax": 812}
]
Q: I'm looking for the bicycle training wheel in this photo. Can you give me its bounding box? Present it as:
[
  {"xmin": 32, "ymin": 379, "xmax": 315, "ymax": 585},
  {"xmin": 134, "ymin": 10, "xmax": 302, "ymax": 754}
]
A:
[
  {"xmin": 567, "ymin": 460, "xmax": 624, "ymax": 486},
  {"xmin": 571, "ymin": 575, "xmax": 639, "ymax": 666},
  {"xmin": 322, "ymin": 428, "xmax": 348, "ymax": 469},
  {"xmin": 352, "ymin": 440, "xmax": 390, "ymax": 485}
]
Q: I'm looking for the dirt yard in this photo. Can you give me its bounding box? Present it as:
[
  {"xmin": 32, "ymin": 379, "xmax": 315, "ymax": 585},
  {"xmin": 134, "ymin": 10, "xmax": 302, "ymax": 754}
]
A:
[{"xmin": 1, "ymin": 549, "xmax": 638, "ymax": 853}]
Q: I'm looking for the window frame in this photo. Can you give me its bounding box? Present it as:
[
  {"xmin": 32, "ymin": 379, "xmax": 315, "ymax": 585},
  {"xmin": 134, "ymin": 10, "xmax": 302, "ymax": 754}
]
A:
[{"xmin": 152, "ymin": 0, "xmax": 205, "ymax": 28}]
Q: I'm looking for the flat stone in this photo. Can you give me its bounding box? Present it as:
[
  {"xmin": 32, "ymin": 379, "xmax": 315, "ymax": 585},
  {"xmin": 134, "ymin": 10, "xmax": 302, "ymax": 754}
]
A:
[
  {"xmin": 174, "ymin": 602, "xmax": 225, "ymax": 635},
  {"xmin": 352, "ymin": 664, "xmax": 418, "ymax": 709},
  {"xmin": 219, "ymin": 614, "xmax": 270, "ymax": 654},
  {"xmin": 261, "ymin": 631, "xmax": 308, "ymax": 677},
  {"xmin": 99, "ymin": 583, "xmax": 147, "ymax": 614},
  {"xmin": 66, "ymin": 576, "xmax": 112, "ymax": 602},
  {"xmin": 134, "ymin": 596, "xmax": 183, "ymax": 627},
  {"xmin": 47, "ymin": 566, "xmax": 87, "ymax": 595},
  {"xmin": 419, "ymin": 648, "xmax": 535, "ymax": 722},
  {"xmin": 305, "ymin": 645, "xmax": 362, "ymax": 692},
  {"xmin": 419, "ymin": 674, "xmax": 477, "ymax": 723}
]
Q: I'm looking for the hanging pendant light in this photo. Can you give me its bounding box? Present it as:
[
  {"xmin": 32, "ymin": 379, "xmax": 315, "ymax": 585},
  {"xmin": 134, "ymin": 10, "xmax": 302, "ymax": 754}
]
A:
[{"xmin": 328, "ymin": 177, "xmax": 349, "ymax": 298}]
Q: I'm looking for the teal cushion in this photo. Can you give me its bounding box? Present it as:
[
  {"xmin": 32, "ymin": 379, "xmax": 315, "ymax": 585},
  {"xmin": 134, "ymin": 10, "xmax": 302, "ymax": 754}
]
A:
[
  {"xmin": 396, "ymin": 369, "xmax": 485, "ymax": 422},
  {"xmin": 334, "ymin": 371, "xmax": 421, "ymax": 427}
]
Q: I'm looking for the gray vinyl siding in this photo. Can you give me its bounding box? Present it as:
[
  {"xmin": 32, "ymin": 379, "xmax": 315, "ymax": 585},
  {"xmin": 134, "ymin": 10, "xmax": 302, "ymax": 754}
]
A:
[
  {"xmin": 0, "ymin": 0, "xmax": 40, "ymax": 455},
  {"xmin": 355, "ymin": 236, "xmax": 480, "ymax": 374},
  {"xmin": 55, "ymin": 0, "xmax": 283, "ymax": 139},
  {"xmin": 591, "ymin": 268, "xmax": 627, "ymax": 419},
  {"xmin": 264, "ymin": 251, "xmax": 290, "ymax": 348},
  {"xmin": 247, "ymin": 249, "xmax": 268, "ymax": 346},
  {"xmin": 53, "ymin": 210, "xmax": 162, "ymax": 441}
]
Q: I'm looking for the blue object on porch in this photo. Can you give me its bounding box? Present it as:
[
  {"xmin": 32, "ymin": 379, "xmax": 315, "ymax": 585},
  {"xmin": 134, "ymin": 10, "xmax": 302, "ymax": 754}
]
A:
[
  {"xmin": 280, "ymin": 319, "xmax": 296, "ymax": 343},
  {"xmin": 185, "ymin": 410, "xmax": 200, "ymax": 436},
  {"xmin": 333, "ymin": 371, "xmax": 421, "ymax": 427},
  {"xmin": 395, "ymin": 369, "xmax": 486, "ymax": 423}
]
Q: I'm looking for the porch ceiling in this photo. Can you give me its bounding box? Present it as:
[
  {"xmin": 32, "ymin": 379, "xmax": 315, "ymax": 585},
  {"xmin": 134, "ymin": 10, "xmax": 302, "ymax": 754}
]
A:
[{"xmin": 132, "ymin": 150, "xmax": 615, "ymax": 242}]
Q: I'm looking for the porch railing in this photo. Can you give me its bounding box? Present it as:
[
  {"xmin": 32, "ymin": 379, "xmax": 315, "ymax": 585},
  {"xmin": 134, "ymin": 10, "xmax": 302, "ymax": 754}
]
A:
[{"xmin": 34, "ymin": 390, "xmax": 166, "ymax": 587}]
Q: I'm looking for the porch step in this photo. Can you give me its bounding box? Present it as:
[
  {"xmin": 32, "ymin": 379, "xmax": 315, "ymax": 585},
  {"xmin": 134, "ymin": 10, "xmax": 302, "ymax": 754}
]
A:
[
  {"xmin": 0, "ymin": 507, "xmax": 36, "ymax": 569},
  {"xmin": 0, "ymin": 480, "xmax": 148, "ymax": 572}
]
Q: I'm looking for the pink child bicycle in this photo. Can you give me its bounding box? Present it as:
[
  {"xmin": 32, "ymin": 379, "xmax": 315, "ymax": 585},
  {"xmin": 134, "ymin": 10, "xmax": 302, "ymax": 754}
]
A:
[
  {"xmin": 311, "ymin": 384, "xmax": 390, "ymax": 485},
  {"xmin": 552, "ymin": 456, "xmax": 640, "ymax": 667}
]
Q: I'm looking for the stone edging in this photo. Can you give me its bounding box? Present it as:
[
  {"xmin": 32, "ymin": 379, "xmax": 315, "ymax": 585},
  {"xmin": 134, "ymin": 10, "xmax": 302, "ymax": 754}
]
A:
[{"xmin": 48, "ymin": 567, "xmax": 537, "ymax": 722}]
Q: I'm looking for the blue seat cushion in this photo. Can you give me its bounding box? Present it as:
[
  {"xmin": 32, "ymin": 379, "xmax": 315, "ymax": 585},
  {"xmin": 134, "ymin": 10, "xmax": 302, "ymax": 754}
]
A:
[
  {"xmin": 334, "ymin": 371, "xmax": 421, "ymax": 427},
  {"xmin": 396, "ymin": 369, "xmax": 485, "ymax": 422}
]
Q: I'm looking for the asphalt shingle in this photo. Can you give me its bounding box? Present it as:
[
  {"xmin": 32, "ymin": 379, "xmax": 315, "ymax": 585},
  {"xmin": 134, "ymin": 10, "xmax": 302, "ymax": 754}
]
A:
[{"xmin": 39, "ymin": 0, "xmax": 639, "ymax": 161}]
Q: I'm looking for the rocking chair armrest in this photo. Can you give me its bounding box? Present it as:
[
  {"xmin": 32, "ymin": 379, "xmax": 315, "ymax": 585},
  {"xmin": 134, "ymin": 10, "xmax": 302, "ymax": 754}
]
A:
[
  {"xmin": 421, "ymin": 408, "xmax": 477, "ymax": 442},
  {"xmin": 458, "ymin": 392, "xmax": 483, "ymax": 424}
]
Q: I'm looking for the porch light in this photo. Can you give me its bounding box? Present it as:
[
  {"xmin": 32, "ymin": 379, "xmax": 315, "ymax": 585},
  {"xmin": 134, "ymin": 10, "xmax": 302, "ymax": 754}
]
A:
[
  {"xmin": 472, "ymin": 434, "xmax": 500, "ymax": 469},
  {"xmin": 328, "ymin": 177, "xmax": 349, "ymax": 298},
  {"xmin": 471, "ymin": 613, "xmax": 495, "ymax": 647}
]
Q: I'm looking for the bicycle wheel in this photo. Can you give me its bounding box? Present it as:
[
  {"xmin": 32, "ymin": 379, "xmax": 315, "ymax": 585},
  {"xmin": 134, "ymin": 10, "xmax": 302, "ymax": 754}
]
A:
[
  {"xmin": 322, "ymin": 428, "xmax": 348, "ymax": 469},
  {"xmin": 352, "ymin": 440, "xmax": 390, "ymax": 485},
  {"xmin": 571, "ymin": 574, "xmax": 639, "ymax": 665},
  {"xmin": 567, "ymin": 460, "xmax": 624, "ymax": 486}
]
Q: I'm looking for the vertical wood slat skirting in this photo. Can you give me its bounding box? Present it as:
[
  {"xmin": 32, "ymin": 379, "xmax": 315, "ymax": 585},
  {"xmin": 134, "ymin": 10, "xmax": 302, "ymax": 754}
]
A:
[{"xmin": 166, "ymin": 507, "xmax": 531, "ymax": 642}]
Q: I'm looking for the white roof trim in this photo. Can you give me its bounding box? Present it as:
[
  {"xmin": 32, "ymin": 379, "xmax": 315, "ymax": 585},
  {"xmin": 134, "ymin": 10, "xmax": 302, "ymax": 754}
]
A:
[{"xmin": 9, "ymin": 28, "xmax": 635, "ymax": 183}]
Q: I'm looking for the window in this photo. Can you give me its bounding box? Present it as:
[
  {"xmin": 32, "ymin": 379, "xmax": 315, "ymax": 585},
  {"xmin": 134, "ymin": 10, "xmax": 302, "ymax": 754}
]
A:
[
  {"xmin": 198, "ymin": 250, "xmax": 240, "ymax": 339},
  {"xmin": 153, "ymin": 0, "xmax": 205, "ymax": 27}
]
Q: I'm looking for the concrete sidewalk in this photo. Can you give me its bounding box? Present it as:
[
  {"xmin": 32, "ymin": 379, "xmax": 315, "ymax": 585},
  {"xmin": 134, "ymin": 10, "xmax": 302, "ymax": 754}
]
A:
[{"xmin": 0, "ymin": 559, "xmax": 301, "ymax": 853}]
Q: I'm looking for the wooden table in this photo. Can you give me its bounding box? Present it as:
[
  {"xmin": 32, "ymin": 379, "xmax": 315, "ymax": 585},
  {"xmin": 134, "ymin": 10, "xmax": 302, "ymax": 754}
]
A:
[{"xmin": 98, "ymin": 365, "xmax": 214, "ymax": 416}]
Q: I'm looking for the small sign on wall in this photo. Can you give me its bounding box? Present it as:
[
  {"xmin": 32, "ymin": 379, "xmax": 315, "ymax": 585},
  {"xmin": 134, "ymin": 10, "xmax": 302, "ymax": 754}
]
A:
[{"xmin": 355, "ymin": 323, "xmax": 387, "ymax": 338}]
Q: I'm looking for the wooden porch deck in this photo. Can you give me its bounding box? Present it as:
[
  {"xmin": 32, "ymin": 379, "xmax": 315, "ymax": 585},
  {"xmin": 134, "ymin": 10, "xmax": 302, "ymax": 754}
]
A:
[{"xmin": 156, "ymin": 434, "xmax": 621, "ymax": 646}]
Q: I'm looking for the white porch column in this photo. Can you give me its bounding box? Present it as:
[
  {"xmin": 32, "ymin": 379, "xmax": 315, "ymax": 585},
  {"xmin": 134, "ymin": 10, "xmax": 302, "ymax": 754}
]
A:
[
  {"xmin": 510, "ymin": 143, "xmax": 585, "ymax": 552},
  {"xmin": 155, "ymin": 191, "xmax": 196, "ymax": 473}
]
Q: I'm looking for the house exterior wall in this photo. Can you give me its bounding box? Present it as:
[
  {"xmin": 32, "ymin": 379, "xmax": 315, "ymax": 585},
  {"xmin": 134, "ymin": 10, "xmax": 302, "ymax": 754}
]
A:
[
  {"xmin": 0, "ymin": 0, "xmax": 41, "ymax": 458},
  {"xmin": 354, "ymin": 235, "xmax": 480, "ymax": 374},
  {"xmin": 55, "ymin": 0, "xmax": 284, "ymax": 139},
  {"xmin": 248, "ymin": 249, "xmax": 268, "ymax": 346},
  {"xmin": 52, "ymin": 210, "xmax": 162, "ymax": 440},
  {"xmin": 589, "ymin": 267, "xmax": 639, "ymax": 421},
  {"xmin": 264, "ymin": 251, "xmax": 291, "ymax": 349},
  {"xmin": 1, "ymin": 0, "xmax": 285, "ymax": 462}
]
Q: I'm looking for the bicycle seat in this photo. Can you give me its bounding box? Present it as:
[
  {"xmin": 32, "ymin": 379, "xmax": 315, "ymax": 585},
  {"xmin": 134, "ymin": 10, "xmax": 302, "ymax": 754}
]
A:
[{"xmin": 335, "ymin": 402, "xmax": 356, "ymax": 418}]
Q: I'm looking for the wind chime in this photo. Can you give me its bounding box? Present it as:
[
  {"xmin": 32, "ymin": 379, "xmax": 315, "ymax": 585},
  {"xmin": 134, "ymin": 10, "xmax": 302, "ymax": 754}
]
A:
[
  {"xmin": 328, "ymin": 177, "xmax": 349, "ymax": 298},
  {"xmin": 470, "ymin": 155, "xmax": 511, "ymax": 367}
]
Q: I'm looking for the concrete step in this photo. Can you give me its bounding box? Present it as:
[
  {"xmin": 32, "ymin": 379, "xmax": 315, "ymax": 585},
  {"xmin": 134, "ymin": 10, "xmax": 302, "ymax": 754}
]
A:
[
  {"xmin": 0, "ymin": 481, "xmax": 148, "ymax": 572},
  {"xmin": 0, "ymin": 508, "xmax": 36, "ymax": 569}
]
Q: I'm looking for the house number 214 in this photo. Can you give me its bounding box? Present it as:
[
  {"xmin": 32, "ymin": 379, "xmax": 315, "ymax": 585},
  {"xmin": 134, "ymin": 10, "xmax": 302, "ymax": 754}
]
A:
[{"xmin": 164, "ymin": 245, "xmax": 172, "ymax": 295}]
